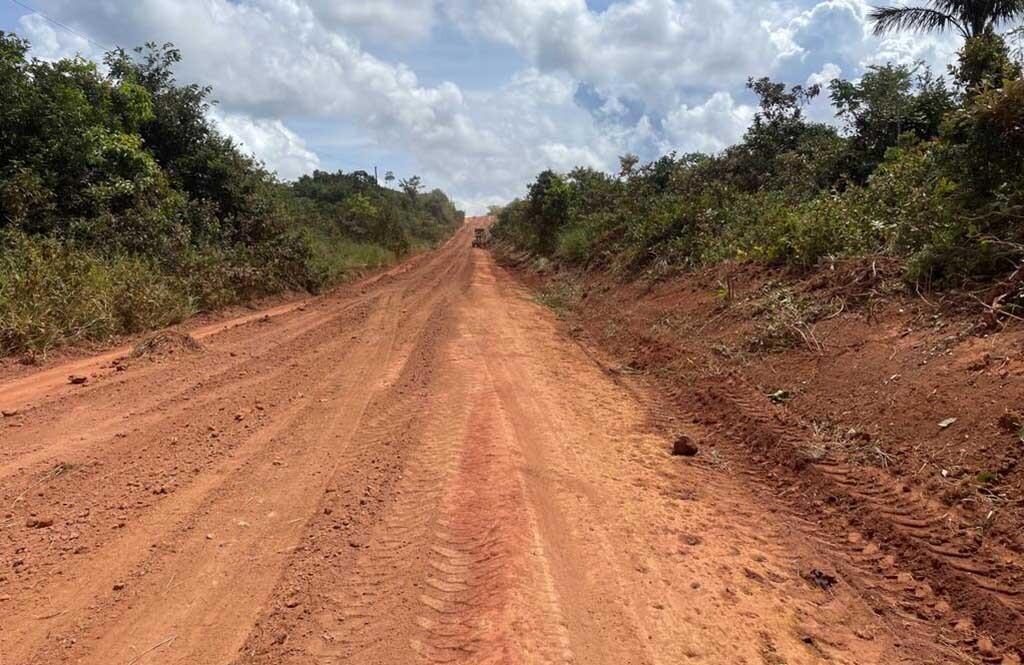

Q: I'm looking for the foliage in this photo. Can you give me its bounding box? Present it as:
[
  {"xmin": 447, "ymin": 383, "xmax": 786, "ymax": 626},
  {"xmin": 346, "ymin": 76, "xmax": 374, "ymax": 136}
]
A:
[
  {"xmin": 869, "ymin": 1, "xmax": 1024, "ymax": 39},
  {"xmin": 494, "ymin": 34, "xmax": 1024, "ymax": 292},
  {"xmin": 829, "ymin": 63, "xmax": 955, "ymax": 179},
  {"xmin": 0, "ymin": 33, "xmax": 462, "ymax": 356},
  {"xmin": 952, "ymin": 33, "xmax": 1023, "ymax": 90}
]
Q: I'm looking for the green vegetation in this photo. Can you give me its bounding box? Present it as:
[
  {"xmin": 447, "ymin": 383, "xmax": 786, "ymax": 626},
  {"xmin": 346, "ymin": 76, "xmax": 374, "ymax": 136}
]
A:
[
  {"xmin": 0, "ymin": 34, "xmax": 462, "ymax": 357},
  {"xmin": 493, "ymin": 24, "xmax": 1024, "ymax": 302}
]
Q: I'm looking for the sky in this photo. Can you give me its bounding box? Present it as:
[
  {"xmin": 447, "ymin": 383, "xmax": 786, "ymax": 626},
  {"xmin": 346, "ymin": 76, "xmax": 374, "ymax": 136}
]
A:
[{"xmin": 1, "ymin": 0, "xmax": 963, "ymax": 213}]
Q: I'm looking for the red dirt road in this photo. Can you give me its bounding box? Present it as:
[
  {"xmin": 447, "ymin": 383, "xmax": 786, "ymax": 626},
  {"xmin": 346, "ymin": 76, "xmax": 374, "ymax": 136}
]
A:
[{"xmin": 0, "ymin": 221, "xmax": 989, "ymax": 664}]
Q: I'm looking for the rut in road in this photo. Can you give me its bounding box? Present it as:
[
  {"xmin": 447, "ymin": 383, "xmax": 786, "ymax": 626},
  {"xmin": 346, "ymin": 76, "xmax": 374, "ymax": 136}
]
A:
[{"xmin": 0, "ymin": 222, "xmax": 983, "ymax": 664}]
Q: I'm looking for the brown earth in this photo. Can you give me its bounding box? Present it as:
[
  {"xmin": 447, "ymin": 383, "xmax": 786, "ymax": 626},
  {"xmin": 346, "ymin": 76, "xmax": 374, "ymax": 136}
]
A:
[
  {"xmin": 0, "ymin": 220, "xmax": 1018, "ymax": 664},
  {"xmin": 511, "ymin": 254, "xmax": 1024, "ymax": 663}
]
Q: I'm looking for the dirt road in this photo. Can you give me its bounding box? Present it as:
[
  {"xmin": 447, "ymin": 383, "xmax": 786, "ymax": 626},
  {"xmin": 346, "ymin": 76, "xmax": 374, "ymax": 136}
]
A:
[{"xmin": 0, "ymin": 221, "xmax": 992, "ymax": 664}]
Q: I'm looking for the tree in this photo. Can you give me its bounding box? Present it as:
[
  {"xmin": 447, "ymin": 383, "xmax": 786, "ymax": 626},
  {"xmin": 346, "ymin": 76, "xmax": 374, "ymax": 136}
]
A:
[
  {"xmin": 618, "ymin": 154, "xmax": 639, "ymax": 178},
  {"xmin": 399, "ymin": 175, "xmax": 421, "ymax": 203},
  {"xmin": 718, "ymin": 77, "xmax": 833, "ymax": 192},
  {"xmin": 950, "ymin": 32, "xmax": 1023, "ymax": 89},
  {"xmin": 527, "ymin": 170, "xmax": 572, "ymax": 254},
  {"xmin": 869, "ymin": 0, "xmax": 1024, "ymax": 39},
  {"xmin": 829, "ymin": 64, "xmax": 954, "ymax": 178}
]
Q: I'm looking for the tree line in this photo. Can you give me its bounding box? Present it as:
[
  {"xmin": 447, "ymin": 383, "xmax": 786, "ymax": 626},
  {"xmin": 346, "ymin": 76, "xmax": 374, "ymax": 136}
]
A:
[
  {"xmin": 492, "ymin": 3, "xmax": 1024, "ymax": 295},
  {"xmin": 0, "ymin": 34, "xmax": 463, "ymax": 357}
]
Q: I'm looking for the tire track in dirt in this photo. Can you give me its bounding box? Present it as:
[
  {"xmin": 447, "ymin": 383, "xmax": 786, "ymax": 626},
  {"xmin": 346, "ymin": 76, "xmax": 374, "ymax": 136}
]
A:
[
  {"xmin": 3, "ymin": 297, "xmax": 397, "ymax": 664},
  {"xmin": 0, "ymin": 222, "xmax": 994, "ymax": 665},
  {"xmin": 689, "ymin": 371, "xmax": 1024, "ymax": 657},
  {"xmin": 479, "ymin": 255, "xmax": 980, "ymax": 665},
  {"xmin": 0, "ymin": 292, "xmax": 383, "ymax": 480},
  {"xmin": 0, "ymin": 296, "xmax": 384, "ymax": 580},
  {"xmin": 1, "ymin": 230, "xmax": 472, "ymax": 664}
]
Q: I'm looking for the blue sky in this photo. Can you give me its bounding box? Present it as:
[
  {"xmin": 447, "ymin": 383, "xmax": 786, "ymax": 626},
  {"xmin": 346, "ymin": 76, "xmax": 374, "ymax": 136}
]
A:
[{"xmin": 2, "ymin": 0, "xmax": 963, "ymax": 212}]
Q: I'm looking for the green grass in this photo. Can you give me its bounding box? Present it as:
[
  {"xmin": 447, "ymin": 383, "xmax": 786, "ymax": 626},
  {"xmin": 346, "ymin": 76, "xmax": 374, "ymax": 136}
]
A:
[
  {"xmin": 304, "ymin": 231, "xmax": 397, "ymax": 290},
  {"xmin": 0, "ymin": 226, "xmax": 402, "ymax": 359},
  {"xmin": 0, "ymin": 230, "xmax": 195, "ymax": 357}
]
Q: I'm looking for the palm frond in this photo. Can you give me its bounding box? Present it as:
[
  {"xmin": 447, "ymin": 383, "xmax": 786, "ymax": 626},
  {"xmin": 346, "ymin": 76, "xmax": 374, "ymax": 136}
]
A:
[
  {"xmin": 989, "ymin": 0, "xmax": 1024, "ymax": 27},
  {"xmin": 869, "ymin": 5, "xmax": 969, "ymax": 37}
]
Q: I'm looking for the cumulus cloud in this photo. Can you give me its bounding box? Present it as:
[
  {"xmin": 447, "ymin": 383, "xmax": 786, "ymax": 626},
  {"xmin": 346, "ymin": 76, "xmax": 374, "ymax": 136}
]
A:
[
  {"xmin": 662, "ymin": 92, "xmax": 755, "ymax": 154},
  {"xmin": 303, "ymin": 0, "xmax": 437, "ymax": 44},
  {"xmin": 444, "ymin": 0, "xmax": 784, "ymax": 112},
  {"xmin": 211, "ymin": 112, "xmax": 320, "ymax": 181}
]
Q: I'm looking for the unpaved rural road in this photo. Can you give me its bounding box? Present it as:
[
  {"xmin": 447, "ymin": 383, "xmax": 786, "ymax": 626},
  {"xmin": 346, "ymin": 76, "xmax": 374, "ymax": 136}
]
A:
[{"xmin": 0, "ymin": 220, "xmax": 982, "ymax": 664}]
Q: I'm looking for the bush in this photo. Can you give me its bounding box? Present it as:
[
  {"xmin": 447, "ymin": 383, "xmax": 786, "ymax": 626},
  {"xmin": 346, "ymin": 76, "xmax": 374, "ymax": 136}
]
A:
[{"xmin": 496, "ymin": 58, "xmax": 1024, "ymax": 290}]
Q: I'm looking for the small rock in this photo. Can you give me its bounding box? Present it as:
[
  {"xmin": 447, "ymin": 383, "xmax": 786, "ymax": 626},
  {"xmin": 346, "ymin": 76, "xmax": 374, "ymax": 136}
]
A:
[
  {"xmin": 1, "ymin": 409, "xmax": 19, "ymax": 418},
  {"xmin": 284, "ymin": 598, "xmax": 301, "ymax": 608},
  {"xmin": 671, "ymin": 435, "xmax": 699, "ymax": 457},
  {"xmin": 805, "ymin": 568, "xmax": 837, "ymax": 591},
  {"xmin": 25, "ymin": 516, "xmax": 54, "ymax": 529},
  {"xmin": 112, "ymin": 582, "xmax": 125, "ymax": 591},
  {"xmin": 68, "ymin": 375, "xmax": 88, "ymax": 385}
]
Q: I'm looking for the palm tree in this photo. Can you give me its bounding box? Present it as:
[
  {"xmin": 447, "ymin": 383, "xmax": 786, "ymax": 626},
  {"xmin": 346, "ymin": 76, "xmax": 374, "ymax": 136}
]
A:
[{"xmin": 869, "ymin": 0, "xmax": 1024, "ymax": 39}]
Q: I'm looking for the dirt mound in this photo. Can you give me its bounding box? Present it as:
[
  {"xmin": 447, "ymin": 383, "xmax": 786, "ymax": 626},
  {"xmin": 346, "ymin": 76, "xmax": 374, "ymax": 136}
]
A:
[{"xmin": 130, "ymin": 331, "xmax": 203, "ymax": 359}]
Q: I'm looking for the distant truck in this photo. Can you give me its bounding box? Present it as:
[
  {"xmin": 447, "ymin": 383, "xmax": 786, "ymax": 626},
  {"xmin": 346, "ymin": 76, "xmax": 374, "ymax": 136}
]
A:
[{"xmin": 472, "ymin": 227, "xmax": 490, "ymax": 248}]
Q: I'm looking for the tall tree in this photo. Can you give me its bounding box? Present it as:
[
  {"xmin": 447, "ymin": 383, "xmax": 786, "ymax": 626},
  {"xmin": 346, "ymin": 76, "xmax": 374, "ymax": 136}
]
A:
[{"xmin": 869, "ymin": 1, "xmax": 1024, "ymax": 39}]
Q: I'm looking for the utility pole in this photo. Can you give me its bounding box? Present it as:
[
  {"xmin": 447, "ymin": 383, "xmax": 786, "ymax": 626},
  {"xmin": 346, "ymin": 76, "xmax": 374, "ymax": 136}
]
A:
[{"xmin": 374, "ymin": 166, "xmax": 379, "ymax": 184}]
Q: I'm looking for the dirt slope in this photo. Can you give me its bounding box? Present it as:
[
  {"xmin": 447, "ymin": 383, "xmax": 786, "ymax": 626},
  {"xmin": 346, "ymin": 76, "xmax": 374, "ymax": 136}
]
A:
[
  {"xmin": 514, "ymin": 257, "xmax": 1024, "ymax": 663},
  {"xmin": 0, "ymin": 221, "xmax": 1011, "ymax": 664}
]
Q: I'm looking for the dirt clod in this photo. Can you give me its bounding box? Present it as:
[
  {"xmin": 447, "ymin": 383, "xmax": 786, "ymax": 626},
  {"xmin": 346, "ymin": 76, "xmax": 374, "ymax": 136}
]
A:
[
  {"xmin": 671, "ymin": 435, "xmax": 699, "ymax": 457},
  {"xmin": 25, "ymin": 517, "xmax": 54, "ymax": 529},
  {"xmin": 67, "ymin": 375, "xmax": 87, "ymax": 385}
]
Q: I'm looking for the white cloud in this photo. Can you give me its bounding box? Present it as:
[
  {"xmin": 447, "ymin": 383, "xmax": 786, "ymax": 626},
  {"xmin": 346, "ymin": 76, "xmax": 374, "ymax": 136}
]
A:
[
  {"xmin": 806, "ymin": 62, "xmax": 842, "ymax": 87},
  {"xmin": 444, "ymin": 0, "xmax": 784, "ymax": 113},
  {"xmin": 210, "ymin": 112, "xmax": 320, "ymax": 181},
  {"xmin": 303, "ymin": 0, "xmax": 437, "ymax": 44},
  {"xmin": 662, "ymin": 92, "xmax": 755, "ymax": 154}
]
